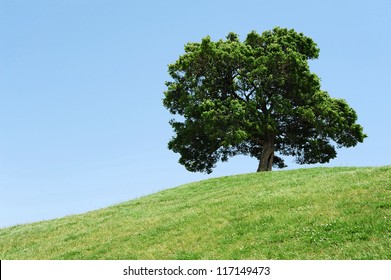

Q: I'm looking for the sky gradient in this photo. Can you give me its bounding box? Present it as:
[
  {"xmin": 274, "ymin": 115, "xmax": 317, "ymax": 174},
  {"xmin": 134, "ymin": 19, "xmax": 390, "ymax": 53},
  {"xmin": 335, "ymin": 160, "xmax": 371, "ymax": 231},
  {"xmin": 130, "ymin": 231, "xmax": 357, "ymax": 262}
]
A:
[{"xmin": 1, "ymin": 0, "xmax": 390, "ymax": 228}]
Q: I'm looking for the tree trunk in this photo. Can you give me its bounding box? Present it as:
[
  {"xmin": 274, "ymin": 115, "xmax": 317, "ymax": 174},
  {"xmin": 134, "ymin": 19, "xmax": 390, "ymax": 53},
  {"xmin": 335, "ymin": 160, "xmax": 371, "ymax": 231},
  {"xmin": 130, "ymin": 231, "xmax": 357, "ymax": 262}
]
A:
[{"xmin": 257, "ymin": 134, "xmax": 275, "ymax": 172}]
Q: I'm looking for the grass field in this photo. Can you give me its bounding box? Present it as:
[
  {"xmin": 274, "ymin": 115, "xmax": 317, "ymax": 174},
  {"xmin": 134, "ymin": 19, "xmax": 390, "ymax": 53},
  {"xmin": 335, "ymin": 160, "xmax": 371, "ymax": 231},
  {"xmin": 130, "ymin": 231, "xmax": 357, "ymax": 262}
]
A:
[{"xmin": 0, "ymin": 166, "xmax": 390, "ymax": 259}]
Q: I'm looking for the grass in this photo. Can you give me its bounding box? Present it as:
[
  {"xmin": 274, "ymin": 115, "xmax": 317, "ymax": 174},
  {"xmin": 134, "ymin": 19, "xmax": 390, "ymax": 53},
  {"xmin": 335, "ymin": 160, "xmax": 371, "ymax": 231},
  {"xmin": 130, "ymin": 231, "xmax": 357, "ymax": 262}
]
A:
[{"xmin": 0, "ymin": 166, "xmax": 390, "ymax": 260}]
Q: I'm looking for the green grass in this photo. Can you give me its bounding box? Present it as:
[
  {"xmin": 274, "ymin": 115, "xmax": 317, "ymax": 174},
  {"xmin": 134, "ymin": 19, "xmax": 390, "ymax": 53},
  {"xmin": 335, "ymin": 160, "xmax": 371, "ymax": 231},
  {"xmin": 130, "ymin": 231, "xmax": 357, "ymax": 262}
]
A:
[{"xmin": 0, "ymin": 166, "xmax": 390, "ymax": 260}]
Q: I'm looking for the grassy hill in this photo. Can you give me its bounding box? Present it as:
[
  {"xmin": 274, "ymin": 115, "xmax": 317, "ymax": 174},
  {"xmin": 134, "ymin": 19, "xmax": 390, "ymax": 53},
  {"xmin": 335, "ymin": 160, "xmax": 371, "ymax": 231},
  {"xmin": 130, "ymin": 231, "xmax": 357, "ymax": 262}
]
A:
[{"xmin": 0, "ymin": 166, "xmax": 390, "ymax": 260}]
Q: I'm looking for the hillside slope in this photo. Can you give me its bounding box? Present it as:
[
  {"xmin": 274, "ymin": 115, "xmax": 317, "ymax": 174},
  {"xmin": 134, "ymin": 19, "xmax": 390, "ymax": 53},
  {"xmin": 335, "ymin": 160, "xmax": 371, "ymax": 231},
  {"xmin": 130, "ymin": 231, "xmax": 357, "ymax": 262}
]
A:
[{"xmin": 0, "ymin": 166, "xmax": 390, "ymax": 260}]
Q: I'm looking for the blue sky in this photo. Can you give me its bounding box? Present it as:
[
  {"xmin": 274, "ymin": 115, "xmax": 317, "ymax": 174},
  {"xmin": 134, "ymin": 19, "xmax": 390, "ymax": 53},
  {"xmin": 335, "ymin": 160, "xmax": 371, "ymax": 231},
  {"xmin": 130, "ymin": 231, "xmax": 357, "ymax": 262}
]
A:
[{"xmin": 1, "ymin": 0, "xmax": 390, "ymax": 228}]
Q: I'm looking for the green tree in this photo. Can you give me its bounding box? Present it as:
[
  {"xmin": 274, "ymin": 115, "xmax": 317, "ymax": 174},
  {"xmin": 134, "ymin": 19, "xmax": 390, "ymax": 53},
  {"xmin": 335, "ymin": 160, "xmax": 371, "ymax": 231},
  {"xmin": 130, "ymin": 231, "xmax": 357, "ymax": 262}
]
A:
[{"xmin": 163, "ymin": 27, "xmax": 366, "ymax": 173}]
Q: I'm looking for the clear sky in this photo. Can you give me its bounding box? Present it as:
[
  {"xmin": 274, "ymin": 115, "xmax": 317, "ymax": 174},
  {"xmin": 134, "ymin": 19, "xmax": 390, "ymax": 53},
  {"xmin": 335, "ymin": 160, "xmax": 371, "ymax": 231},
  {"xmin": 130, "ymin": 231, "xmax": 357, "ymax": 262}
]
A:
[{"xmin": 1, "ymin": 0, "xmax": 390, "ymax": 228}]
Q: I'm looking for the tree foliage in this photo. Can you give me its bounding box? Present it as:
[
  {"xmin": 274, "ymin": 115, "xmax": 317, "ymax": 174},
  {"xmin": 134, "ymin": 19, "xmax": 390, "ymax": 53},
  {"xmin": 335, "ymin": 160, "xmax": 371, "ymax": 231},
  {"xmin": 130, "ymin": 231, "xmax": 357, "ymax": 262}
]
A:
[{"xmin": 163, "ymin": 27, "xmax": 366, "ymax": 173}]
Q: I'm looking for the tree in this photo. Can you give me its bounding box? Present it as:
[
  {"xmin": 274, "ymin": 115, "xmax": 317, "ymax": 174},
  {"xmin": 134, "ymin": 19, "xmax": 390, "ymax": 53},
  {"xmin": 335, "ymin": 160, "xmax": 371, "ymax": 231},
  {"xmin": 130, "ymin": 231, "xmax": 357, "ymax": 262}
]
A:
[{"xmin": 163, "ymin": 27, "xmax": 366, "ymax": 173}]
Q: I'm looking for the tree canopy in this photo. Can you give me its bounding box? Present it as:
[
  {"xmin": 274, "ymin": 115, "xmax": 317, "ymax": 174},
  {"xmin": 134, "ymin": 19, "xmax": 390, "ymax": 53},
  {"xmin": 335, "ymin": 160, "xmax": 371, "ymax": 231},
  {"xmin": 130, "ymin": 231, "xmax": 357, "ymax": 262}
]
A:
[{"xmin": 163, "ymin": 27, "xmax": 366, "ymax": 173}]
